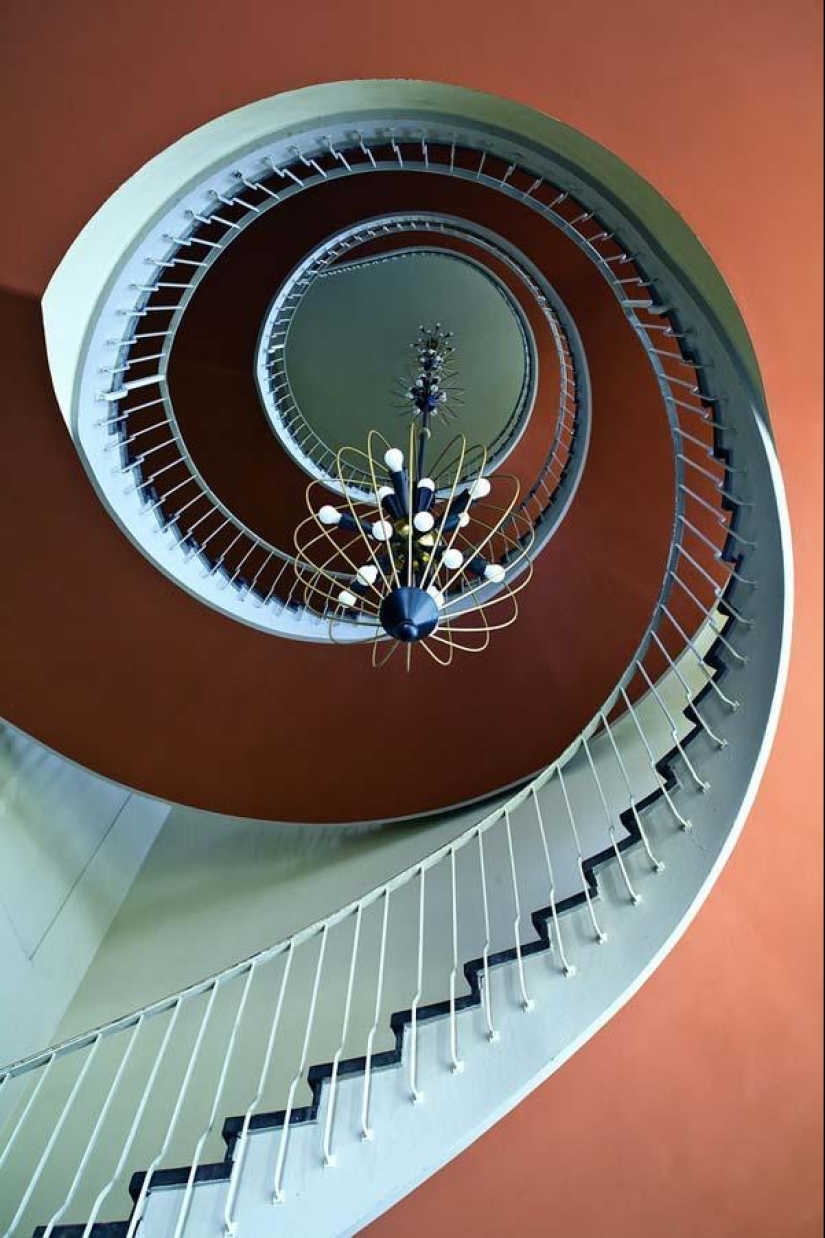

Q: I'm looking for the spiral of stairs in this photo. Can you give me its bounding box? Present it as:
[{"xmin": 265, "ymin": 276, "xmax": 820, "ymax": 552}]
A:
[{"xmin": 0, "ymin": 48, "xmax": 818, "ymax": 1238}]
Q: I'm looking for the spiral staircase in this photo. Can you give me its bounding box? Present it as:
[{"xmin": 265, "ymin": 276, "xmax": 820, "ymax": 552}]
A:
[{"xmin": 0, "ymin": 79, "xmax": 796, "ymax": 1238}]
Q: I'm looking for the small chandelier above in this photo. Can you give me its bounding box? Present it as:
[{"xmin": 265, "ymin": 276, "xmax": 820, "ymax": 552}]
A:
[{"xmin": 294, "ymin": 327, "xmax": 534, "ymax": 667}]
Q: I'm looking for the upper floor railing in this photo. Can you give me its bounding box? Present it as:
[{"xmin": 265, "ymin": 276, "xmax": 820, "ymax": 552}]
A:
[{"xmin": 255, "ymin": 213, "xmax": 568, "ymax": 496}]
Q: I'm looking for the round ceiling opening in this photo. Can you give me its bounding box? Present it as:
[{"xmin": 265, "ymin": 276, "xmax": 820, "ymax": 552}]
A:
[{"xmin": 259, "ymin": 237, "xmax": 537, "ymax": 491}]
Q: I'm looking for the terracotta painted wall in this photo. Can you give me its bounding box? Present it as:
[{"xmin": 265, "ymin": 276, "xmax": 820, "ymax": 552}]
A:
[{"xmin": 0, "ymin": 0, "xmax": 821, "ymax": 1235}]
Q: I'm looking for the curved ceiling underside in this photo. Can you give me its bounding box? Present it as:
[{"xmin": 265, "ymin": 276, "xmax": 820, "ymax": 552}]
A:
[{"xmin": 0, "ymin": 142, "xmax": 689, "ymax": 821}]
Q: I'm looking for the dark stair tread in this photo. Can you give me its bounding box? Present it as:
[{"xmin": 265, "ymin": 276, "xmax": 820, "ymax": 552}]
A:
[
  {"xmin": 128, "ymin": 1160, "xmax": 232, "ymax": 1201},
  {"xmin": 32, "ymin": 1226, "xmax": 128, "ymax": 1238}
]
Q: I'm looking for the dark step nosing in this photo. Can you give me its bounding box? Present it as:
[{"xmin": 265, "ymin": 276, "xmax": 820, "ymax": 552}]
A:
[
  {"xmin": 128, "ymin": 1159, "xmax": 231, "ymax": 1202},
  {"xmin": 32, "ymin": 1227, "xmax": 128, "ymax": 1238}
]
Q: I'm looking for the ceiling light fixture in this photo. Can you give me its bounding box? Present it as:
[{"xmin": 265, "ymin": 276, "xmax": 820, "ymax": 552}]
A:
[{"xmin": 294, "ymin": 326, "xmax": 534, "ymax": 667}]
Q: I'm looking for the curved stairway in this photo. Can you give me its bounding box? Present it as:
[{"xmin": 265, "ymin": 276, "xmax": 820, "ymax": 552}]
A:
[{"xmin": 0, "ymin": 81, "xmax": 793, "ymax": 1238}]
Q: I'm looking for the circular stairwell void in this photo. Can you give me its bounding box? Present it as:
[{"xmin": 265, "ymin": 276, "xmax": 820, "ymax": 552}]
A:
[{"xmin": 258, "ymin": 231, "xmax": 538, "ymax": 492}]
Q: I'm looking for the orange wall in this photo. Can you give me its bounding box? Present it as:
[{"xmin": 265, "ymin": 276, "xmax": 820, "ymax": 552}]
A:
[{"xmin": 0, "ymin": 0, "xmax": 822, "ymax": 1234}]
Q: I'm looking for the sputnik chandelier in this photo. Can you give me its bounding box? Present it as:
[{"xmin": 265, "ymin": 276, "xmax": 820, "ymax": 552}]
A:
[{"xmin": 294, "ymin": 326, "xmax": 534, "ymax": 667}]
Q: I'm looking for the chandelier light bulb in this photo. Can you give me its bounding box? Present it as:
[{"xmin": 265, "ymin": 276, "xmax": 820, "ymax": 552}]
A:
[
  {"xmin": 318, "ymin": 505, "xmax": 341, "ymax": 526},
  {"xmin": 338, "ymin": 589, "xmax": 357, "ymax": 607},
  {"xmin": 356, "ymin": 563, "xmax": 379, "ymax": 587},
  {"xmin": 371, "ymin": 519, "xmax": 394, "ymax": 541},
  {"xmin": 384, "ymin": 448, "xmax": 405, "ymax": 473},
  {"xmin": 442, "ymin": 547, "xmax": 464, "ymax": 571},
  {"xmin": 484, "ymin": 563, "xmax": 506, "ymax": 583},
  {"xmin": 413, "ymin": 511, "xmax": 435, "ymax": 533},
  {"xmin": 469, "ymin": 476, "xmax": 492, "ymax": 500},
  {"xmin": 427, "ymin": 586, "xmax": 446, "ymax": 609}
]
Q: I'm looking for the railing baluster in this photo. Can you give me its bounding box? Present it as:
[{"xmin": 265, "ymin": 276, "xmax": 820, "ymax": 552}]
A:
[
  {"xmin": 448, "ymin": 847, "xmax": 465, "ymax": 1073},
  {"xmin": 557, "ymin": 767, "xmax": 607, "ymax": 942},
  {"xmin": 130, "ymin": 456, "xmax": 185, "ymax": 493},
  {"xmin": 173, "ymin": 964, "xmax": 257, "ymax": 1238},
  {"xmin": 636, "ymin": 661, "xmax": 710, "ymax": 792},
  {"xmin": 650, "ymin": 632, "xmax": 728, "ymax": 748},
  {"xmin": 160, "ymin": 485, "xmax": 203, "ymax": 523},
  {"xmin": 504, "ymin": 809, "xmax": 535, "ymax": 1010},
  {"xmin": 361, "ymin": 890, "xmax": 391, "ymax": 1140},
  {"xmin": 224, "ymin": 945, "xmax": 293, "ymax": 1235},
  {"xmin": 531, "ymin": 787, "xmax": 575, "ymax": 975},
  {"xmin": 180, "ymin": 504, "xmax": 220, "ymax": 545},
  {"xmin": 272, "ymin": 926, "xmax": 328, "ymax": 1203},
  {"xmin": 619, "ymin": 686, "xmax": 692, "ymax": 831},
  {"xmin": 670, "ymin": 566, "xmax": 753, "ymax": 632},
  {"xmin": 0, "ymin": 1053, "xmax": 56, "ymax": 1174},
  {"xmin": 600, "ymin": 710, "xmax": 665, "ymax": 871},
  {"xmin": 582, "ymin": 734, "xmax": 642, "ymax": 903},
  {"xmin": 126, "ymin": 982, "xmax": 221, "ymax": 1238},
  {"xmin": 409, "ymin": 866, "xmax": 427, "ymax": 1103},
  {"xmin": 83, "ymin": 1001, "xmax": 183, "ymax": 1238},
  {"xmin": 678, "ymin": 452, "xmax": 749, "ymax": 505},
  {"xmin": 661, "ymin": 604, "xmax": 741, "ymax": 710},
  {"xmin": 43, "ymin": 1018, "xmax": 145, "ymax": 1236},
  {"xmin": 322, "ymin": 904, "xmax": 363, "ymax": 1166},
  {"xmin": 235, "ymin": 170, "xmax": 280, "ymax": 199},
  {"xmin": 3, "ymin": 1035, "xmax": 102, "ymax": 1238},
  {"xmin": 324, "ymin": 136, "xmax": 351, "ymax": 171},
  {"xmin": 356, "ymin": 132, "xmax": 377, "ymax": 168},
  {"xmin": 677, "ymin": 513, "xmax": 757, "ymax": 586},
  {"xmin": 475, "ymin": 828, "xmax": 499, "ymax": 1041},
  {"xmin": 220, "ymin": 541, "xmax": 258, "ymax": 592}
]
